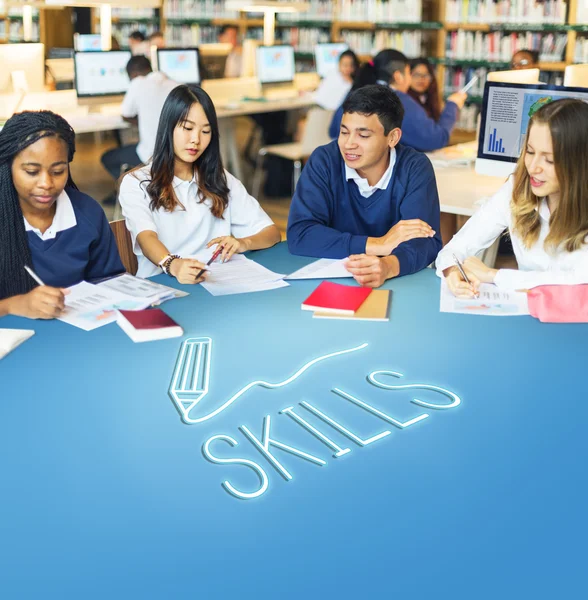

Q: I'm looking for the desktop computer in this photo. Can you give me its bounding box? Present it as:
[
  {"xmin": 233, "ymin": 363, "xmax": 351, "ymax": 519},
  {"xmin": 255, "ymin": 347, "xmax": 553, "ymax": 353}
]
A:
[
  {"xmin": 0, "ymin": 43, "xmax": 45, "ymax": 93},
  {"xmin": 256, "ymin": 45, "xmax": 298, "ymax": 100},
  {"xmin": 74, "ymin": 34, "xmax": 102, "ymax": 52},
  {"xmin": 199, "ymin": 43, "xmax": 232, "ymax": 80},
  {"xmin": 487, "ymin": 68, "xmax": 541, "ymax": 84},
  {"xmin": 476, "ymin": 81, "xmax": 588, "ymax": 177},
  {"xmin": 74, "ymin": 50, "xmax": 132, "ymax": 104},
  {"xmin": 157, "ymin": 48, "xmax": 200, "ymax": 85},
  {"xmin": 314, "ymin": 43, "xmax": 348, "ymax": 78}
]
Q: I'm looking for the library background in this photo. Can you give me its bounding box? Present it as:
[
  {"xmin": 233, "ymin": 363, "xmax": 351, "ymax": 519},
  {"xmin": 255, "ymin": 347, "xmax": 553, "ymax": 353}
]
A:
[{"xmin": 0, "ymin": 0, "xmax": 587, "ymax": 227}]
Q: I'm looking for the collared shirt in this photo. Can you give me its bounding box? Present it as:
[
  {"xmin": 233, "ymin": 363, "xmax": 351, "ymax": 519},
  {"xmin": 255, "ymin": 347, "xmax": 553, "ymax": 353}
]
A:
[
  {"xmin": 119, "ymin": 165, "xmax": 275, "ymax": 278},
  {"xmin": 436, "ymin": 177, "xmax": 588, "ymax": 289},
  {"xmin": 121, "ymin": 71, "xmax": 180, "ymax": 163},
  {"xmin": 345, "ymin": 148, "xmax": 397, "ymax": 198},
  {"xmin": 23, "ymin": 190, "xmax": 76, "ymax": 241}
]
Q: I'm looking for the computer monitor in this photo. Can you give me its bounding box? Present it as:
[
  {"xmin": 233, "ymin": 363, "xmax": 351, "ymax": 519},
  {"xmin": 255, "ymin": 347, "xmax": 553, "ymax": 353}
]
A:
[
  {"xmin": 314, "ymin": 43, "xmax": 348, "ymax": 78},
  {"xmin": 476, "ymin": 81, "xmax": 588, "ymax": 177},
  {"xmin": 157, "ymin": 48, "xmax": 200, "ymax": 84},
  {"xmin": 74, "ymin": 34, "xmax": 102, "ymax": 52},
  {"xmin": 256, "ymin": 45, "xmax": 295, "ymax": 84},
  {"xmin": 74, "ymin": 50, "xmax": 132, "ymax": 98},
  {"xmin": 564, "ymin": 64, "xmax": 588, "ymax": 88},
  {"xmin": 0, "ymin": 43, "xmax": 45, "ymax": 93}
]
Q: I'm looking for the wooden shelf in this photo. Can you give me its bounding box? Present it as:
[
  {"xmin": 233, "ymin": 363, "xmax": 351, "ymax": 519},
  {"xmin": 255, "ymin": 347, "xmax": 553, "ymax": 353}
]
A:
[{"xmin": 444, "ymin": 23, "xmax": 489, "ymax": 31}]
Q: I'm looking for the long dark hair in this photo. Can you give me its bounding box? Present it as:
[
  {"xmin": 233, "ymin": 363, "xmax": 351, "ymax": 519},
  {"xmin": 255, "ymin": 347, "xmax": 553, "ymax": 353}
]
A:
[
  {"xmin": 145, "ymin": 84, "xmax": 229, "ymax": 218},
  {"xmin": 407, "ymin": 58, "xmax": 441, "ymax": 122},
  {"xmin": 352, "ymin": 49, "xmax": 408, "ymax": 90},
  {"xmin": 0, "ymin": 110, "xmax": 77, "ymax": 300}
]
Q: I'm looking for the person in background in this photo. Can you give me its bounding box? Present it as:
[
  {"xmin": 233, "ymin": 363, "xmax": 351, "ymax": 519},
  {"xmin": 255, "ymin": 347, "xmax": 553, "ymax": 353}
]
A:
[
  {"xmin": 437, "ymin": 99, "xmax": 588, "ymax": 297},
  {"xmin": 315, "ymin": 49, "xmax": 360, "ymax": 111},
  {"xmin": 119, "ymin": 85, "xmax": 280, "ymax": 281},
  {"xmin": 0, "ymin": 111, "xmax": 124, "ymax": 319},
  {"xmin": 101, "ymin": 56, "xmax": 179, "ymax": 183},
  {"xmin": 511, "ymin": 49, "xmax": 540, "ymax": 70},
  {"xmin": 128, "ymin": 30, "xmax": 149, "ymax": 56},
  {"xmin": 149, "ymin": 31, "xmax": 165, "ymax": 49},
  {"xmin": 288, "ymin": 85, "xmax": 442, "ymax": 288},
  {"xmin": 408, "ymin": 58, "xmax": 441, "ymax": 121},
  {"xmin": 218, "ymin": 25, "xmax": 242, "ymax": 78},
  {"xmin": 329, "ymin": 49, "xmax": 466, "ymax": 152}
]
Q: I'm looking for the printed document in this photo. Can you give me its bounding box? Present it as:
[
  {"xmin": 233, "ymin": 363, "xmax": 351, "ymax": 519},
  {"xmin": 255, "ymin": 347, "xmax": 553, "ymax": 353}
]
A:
[
  {"xmin": 440, "ymin": 280, "xmax": 530, "ymax": 316},
  {"xmin": 285, "ymin": 258, "xmax": 352, "ymax": 280},
  {"xmin": 191, "ymin": 249, "xmax": 288, "ymax": 296},
  {"xmin": 98, "ymin": 273, "xmax": 188, "ymax": 304}
]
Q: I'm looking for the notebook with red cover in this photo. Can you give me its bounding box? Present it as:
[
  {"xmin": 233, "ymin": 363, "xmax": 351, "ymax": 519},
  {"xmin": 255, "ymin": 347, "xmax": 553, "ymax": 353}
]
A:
[
  {"xmin": 117, "ymin": 309, "xmax": 183, "ymax": 343},
  {"xmin": 301, "ymin": 281, "xmax": 372, "ymax": 315}
]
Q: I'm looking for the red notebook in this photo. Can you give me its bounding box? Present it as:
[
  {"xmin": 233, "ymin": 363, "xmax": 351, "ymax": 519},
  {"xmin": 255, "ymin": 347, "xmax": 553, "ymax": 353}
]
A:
[
  {"xmin": 117, "ymin": 309, "xmax": 183, "ymax": 343},
  {"xmin": 301, "ymin": 281, "xmax": 372, "ymax": 315}
]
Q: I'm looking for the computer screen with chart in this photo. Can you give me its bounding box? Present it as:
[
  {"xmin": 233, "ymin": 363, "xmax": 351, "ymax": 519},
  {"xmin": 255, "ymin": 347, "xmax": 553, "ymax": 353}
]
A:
[
  {"xmin": 157, "ymin": 48, "xmax": 200, "ymax": 84},
  {"xmin": 74, "ymin": 34, "xmax": 102, "ymax": 52},
  {"xmin": 74, "ymin": 51, "xmax": 131, "ymax": 97},
  {"xmin": 314, "ymin": 43, "xmax": 348, "ymax": 78},
  {"xmin": 256, "ymin": 45, "xmax": 295, "ymax": 84},
  {"xmin": 476, "ymin": 81, "xmax": 588, "ymax": 177}
]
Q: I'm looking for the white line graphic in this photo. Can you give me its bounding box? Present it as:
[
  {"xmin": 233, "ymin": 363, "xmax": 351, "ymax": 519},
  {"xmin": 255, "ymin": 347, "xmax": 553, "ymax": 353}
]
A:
[{"xmin": 169, "ymin": 339, "xmax": 368, "ymax": 424}]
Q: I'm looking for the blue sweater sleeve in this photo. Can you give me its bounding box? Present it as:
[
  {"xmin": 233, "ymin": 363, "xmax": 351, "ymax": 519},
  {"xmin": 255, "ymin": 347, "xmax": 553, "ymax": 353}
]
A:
[
  {"xmin": 329, "ymin": 106, "xmax": 343, "ymax": 139},
  {"xmin": 400, "ymin": 98, "xmax": 458, "ymax": 152},
  {"xmin": 391, "ymin": 156, "xmax": 442, "ymax": 276},
  {"xmin": 287, "ymin": 149, "xmax": 368, "ymax": 259}
]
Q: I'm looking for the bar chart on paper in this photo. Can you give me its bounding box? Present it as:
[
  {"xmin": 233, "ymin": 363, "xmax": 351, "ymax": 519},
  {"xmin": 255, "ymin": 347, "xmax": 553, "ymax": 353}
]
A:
[{"xmin": 488, "ymin": 128, "xmax": 505, "ymax": 154}]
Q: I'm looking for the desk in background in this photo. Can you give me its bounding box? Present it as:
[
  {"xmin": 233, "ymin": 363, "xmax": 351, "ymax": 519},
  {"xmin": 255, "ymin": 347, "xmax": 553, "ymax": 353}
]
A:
[{"xmin": 1, "ymin": 243, "xmax": 585, "ymax": 598}]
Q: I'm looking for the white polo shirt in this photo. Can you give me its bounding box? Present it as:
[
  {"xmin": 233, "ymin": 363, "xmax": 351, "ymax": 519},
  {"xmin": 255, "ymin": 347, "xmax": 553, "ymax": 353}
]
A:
[
  {"xmin": 119, "ymin": 165, "xmax": 275, "ymax": 278},
  {"xmin": 436, "ymin": 177, "xmax": 588, "ymax": 289},
  {"xmin": 23, "ymin": 191, "xmax": 76, "ymax": 241},
  {"xmin": 345, "ymin": 148, "xmax": 397, "ymax": 198},
  {"xmin": 121, "ymin": 72, "xmax": 180, "ymax": 163}
]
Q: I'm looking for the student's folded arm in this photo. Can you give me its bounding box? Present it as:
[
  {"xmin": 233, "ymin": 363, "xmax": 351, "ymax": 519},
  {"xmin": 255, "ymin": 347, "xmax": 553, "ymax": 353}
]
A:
[
  {"xmin": 391, "ymin": 158, "xmax": 442, "ymax": 276},
  {"xmin": 435, "ymin": 180, "xmax": 513, "ymax": 277},
  {"xmin": 494, "ymin": 263, "xmax": 588, "ymax": 290},
  {"xmin": 287, "ymin": 152, "xmax": 368, "ymax": 259},
  {"xmin": 85, "ymin": 209, "xmax": 126, "ymax": 280},
  {"xmin": 402, "ymin": 102, "xmax": 457, "ymax": 152}
]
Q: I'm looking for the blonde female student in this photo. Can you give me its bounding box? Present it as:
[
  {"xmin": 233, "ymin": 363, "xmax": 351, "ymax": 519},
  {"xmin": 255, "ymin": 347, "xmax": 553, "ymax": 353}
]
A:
[
  {"xmin": 119, "ymin": 85, "xmax": 281, "ymax": 281},
  {"xmin": 437, "ymin": 99, "xmax": 588, "ymax": 297}
]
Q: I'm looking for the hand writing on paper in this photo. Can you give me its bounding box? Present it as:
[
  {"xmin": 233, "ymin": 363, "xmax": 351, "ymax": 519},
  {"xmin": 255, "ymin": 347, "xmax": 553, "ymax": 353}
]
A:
[
  {"xmin": 366, "ymin": 219, "xmax": 435, "ymax": 256},
  {"xmin": 10, "ymin": 286, "xmax": 69, "ymax": 319},
  {"xmin": 463, "ymin": 256, "xmax": 498, "ymax": 284},
  {"xmin": 345, "ymin": 255, "xmax": 399, "ymax": 288},
  {"xmin": 169, "ymin": 258, "xmax": 210, "ymax": 285},
  {"xmin": 443, "ymin": 263, "xmax": 481, "ymax": 299},
  {"xmin": 207, "ymin": 235, "xmax": 247, "ymax": 263}
]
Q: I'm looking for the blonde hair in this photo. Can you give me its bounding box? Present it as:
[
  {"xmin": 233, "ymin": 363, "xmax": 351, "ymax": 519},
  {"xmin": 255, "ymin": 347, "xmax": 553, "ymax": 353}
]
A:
[{"xmin": 511, "ymin": 98, "xmax": 588, "ymax": 253}]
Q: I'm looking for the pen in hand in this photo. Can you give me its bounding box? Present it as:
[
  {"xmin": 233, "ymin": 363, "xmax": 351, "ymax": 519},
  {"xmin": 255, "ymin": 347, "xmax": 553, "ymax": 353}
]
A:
[
  {"xmin": 195, "ymin": 245, "xmax": 224, "ymax": 280},
  {"xmin": 452, "ymin": 254, "xmax": 479, "ymax": 298},
  {"xmin": 24, "ymin": 264, "xmax": 46, "ymax": 287}
]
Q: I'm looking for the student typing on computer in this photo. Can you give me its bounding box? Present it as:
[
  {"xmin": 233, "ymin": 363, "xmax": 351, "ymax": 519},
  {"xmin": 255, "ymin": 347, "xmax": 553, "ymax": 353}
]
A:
[
  {"xmin": 287, "ymin": 85, "xmax": 442, "ymax": 288},
  {"xmin": 0, "ymin": 111, "xmax": 124, "ymax": 319},
  {"xmin": 329, "ymin": 50, "xmax": 466, "ymax": 152},
  {"xmin": 101, "ymin": 56, "xmax": 180, "ymax": 182},
  {"xmin": 119, "ymin": 85, "xmax": 281, "ymax": 282},
  {"xmin": 437, "ymin": 99, "xmax": 588, "ymax": 297}
]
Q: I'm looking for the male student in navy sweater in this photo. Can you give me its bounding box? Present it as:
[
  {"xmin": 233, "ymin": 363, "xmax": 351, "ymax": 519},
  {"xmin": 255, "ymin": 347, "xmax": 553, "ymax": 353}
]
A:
[
  {"xmin": 328, "ymin": 50, "xmax": 466, "ymax": 152},
  {"xmin": 287, "ymin": 85, "xmax": 442, "ymax": 288}
]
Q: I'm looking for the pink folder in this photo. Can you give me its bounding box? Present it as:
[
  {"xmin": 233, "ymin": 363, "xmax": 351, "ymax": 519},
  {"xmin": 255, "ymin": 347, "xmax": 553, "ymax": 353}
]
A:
[{"xmin": 528, "ymin": 285, "xmax": 588, "ymax": 323}]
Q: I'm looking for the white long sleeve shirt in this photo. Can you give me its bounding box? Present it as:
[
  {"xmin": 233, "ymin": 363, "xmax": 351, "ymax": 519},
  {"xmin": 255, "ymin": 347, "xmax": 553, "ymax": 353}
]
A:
[{"xmin": 436, "ymin": 178, "xmax": 588, "ymax": 290}]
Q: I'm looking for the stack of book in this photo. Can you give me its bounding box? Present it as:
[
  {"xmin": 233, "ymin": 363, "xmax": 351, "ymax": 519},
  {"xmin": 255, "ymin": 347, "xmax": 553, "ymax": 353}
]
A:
[{"xmin": 301, "ymin": 281, "xmax": 391, "ymax": 321}]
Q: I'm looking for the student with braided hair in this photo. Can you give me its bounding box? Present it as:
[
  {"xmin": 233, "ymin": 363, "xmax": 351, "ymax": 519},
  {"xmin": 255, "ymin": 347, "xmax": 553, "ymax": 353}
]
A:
[{"xmin": 0, "ymin": 110, "xmax": 124, "ymax": 319}]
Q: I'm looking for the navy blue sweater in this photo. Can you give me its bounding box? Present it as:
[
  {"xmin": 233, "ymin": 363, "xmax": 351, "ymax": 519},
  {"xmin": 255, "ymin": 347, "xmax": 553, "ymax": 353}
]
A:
[
  {"xmin": 287, "ymin": 142, "xmax": 442, "ymax": 277},
  {"xmin": 329, "ymin": 90, "xmax": 459, "ymax": 152},
  {"xmin": 28, "ymin": 188, "xmax": 124, "ymax": 288}
]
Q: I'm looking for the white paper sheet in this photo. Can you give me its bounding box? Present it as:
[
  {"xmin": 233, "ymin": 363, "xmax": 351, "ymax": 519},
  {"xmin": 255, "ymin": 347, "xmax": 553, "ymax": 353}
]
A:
[
  {"xmin": 59, "ymin": 282, "xmax": 153, "ymax": 331},
  {"xmin": 285, "ymin": 258, "xmax": 352, "ymax": 280},
  {"xmin": 191, "ymin": 251, "xmax": 288, "ymax": 296},
  {"xmin": 440, "ymin": 280, "xmax": 529, "ymax": 316},
  {"xmin": 98, "ymin": 273, "xmax": 188, "ymax": 304},
  {"xmin": 0, "ymin": 329, "xmax": 35, "ymax": 359}
]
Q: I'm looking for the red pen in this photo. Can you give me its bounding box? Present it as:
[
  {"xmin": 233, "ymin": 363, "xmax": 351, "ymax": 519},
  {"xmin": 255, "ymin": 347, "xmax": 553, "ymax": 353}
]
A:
[{"xmin": 196, "ymin": 245, "xmax": 223, "ymax": 280}]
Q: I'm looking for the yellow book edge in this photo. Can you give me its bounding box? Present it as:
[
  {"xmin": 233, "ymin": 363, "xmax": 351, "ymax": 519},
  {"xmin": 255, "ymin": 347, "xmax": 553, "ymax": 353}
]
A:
[{"xmin": 313, "ymin": 289, "xmax": 391, "ymax": 321}]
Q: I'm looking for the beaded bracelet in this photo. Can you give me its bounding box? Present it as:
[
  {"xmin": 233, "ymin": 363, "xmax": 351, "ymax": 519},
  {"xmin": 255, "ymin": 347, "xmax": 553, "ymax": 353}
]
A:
[{"xmin": 161, "ymin": 254, "xmax": 180, "ymax": 276}]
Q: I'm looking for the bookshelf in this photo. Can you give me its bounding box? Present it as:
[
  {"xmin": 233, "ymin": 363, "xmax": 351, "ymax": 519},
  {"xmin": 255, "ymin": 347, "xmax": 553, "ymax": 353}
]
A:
[
  {"xmin": 0, "ymin": 2, "xmax": 40, "ymax": 43},
  {"xmin": 93, "ymin": 5, "xmax": 162, "ymax": 49}
]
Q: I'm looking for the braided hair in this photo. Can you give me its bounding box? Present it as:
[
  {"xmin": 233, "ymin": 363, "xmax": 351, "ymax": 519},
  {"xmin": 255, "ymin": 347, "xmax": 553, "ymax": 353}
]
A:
[{"xmin": 0, "ymin": 110, "xmax": 77, "ymax": 300}]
